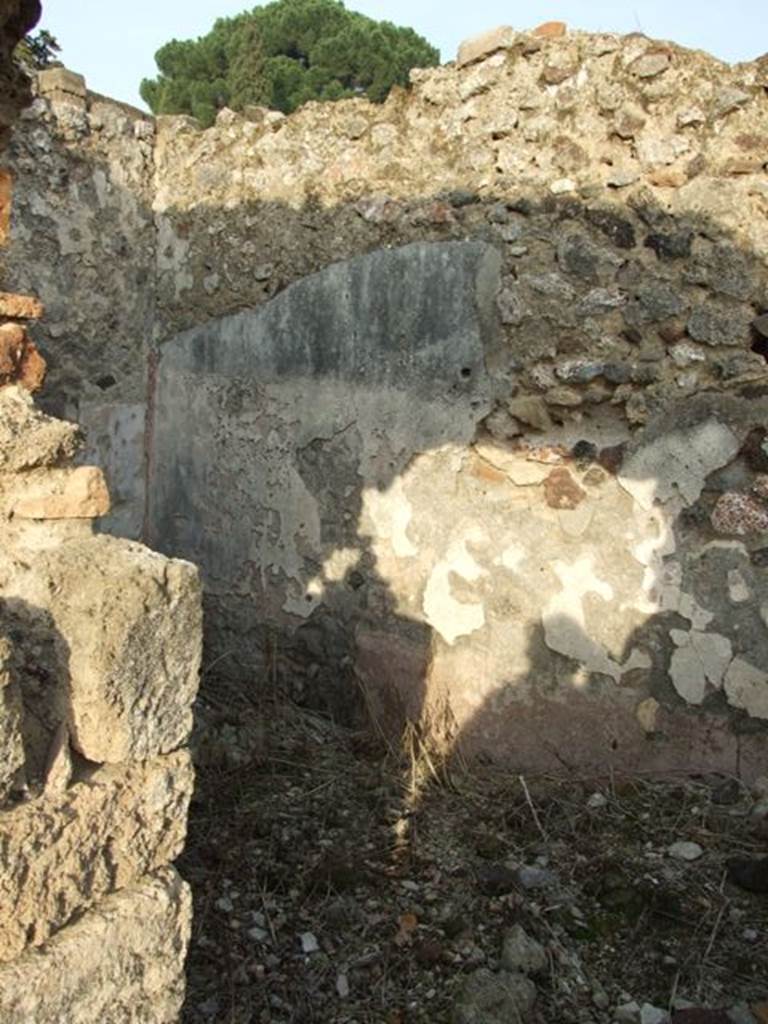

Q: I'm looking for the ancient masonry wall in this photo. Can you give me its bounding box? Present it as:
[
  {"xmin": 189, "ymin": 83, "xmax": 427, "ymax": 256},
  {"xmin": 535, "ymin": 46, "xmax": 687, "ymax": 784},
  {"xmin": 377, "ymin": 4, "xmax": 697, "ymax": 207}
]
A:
[
  {"xmin": 5, "ymin": 24, "xmax": 768, "ymax": 779},
  {"xmin": 0, "ymin": 14, "xmax": 203, "ymax": 1022}
]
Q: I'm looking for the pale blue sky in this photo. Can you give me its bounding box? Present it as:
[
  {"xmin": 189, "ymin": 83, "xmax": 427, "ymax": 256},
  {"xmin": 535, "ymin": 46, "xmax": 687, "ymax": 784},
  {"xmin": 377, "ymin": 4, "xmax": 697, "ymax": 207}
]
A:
[{"xmin": 41, "ymin": 0, "xmax": 766, "ymax": 110}]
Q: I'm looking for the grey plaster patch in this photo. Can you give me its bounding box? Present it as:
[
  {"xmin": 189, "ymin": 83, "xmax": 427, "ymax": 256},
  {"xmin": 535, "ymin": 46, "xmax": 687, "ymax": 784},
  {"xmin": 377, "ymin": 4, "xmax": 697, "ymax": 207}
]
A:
[
  {"xmin": 151, "ymin": 241, "xmax": 498, "ymax": 647},
  {"xmin": 618, "ymin": 420, "xmax": 740, "ymax": 510},
  {"xmin": 724, "ymin": 658, "xmax": 768, "ymax": 719},
  {"xmin": 668, "ymin": 630, "xmax": 733, "ymax": 705}
]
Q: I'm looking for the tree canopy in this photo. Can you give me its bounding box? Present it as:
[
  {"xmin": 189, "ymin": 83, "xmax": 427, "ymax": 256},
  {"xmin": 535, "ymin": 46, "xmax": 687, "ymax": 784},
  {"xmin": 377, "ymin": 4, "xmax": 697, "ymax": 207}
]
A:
[{"xmin": 140, "ymin": 0, "xmax": 439, "ymax": 126}]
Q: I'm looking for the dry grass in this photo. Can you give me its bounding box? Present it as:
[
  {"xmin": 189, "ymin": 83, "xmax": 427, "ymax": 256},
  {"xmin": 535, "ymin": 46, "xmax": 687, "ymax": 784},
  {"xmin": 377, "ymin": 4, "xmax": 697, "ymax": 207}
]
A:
[{"xmin": 180, "ymin": 683, "xmax": 767, "ymax": 1024}]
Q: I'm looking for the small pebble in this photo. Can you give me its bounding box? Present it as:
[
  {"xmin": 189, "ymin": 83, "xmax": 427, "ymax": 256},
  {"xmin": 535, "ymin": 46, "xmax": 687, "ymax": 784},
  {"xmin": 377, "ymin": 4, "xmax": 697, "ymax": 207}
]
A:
[
  {"xmin": 587, "ymin": 791, "xmax": 608, "ymax": 810},
  {"xmin": 516, "ymin": 865, "xmax": 558, "ymax": 890},
  {"xmin": 615, "ymin": 1001, "xmax": 641, "ymax": 1024},
  {"xmin": 300, "ymin": 931, "xmax": 319, "ymax": 954},
  {"xmin": 640, "ymin": 1004, "xmax": 668, "ymax": 1024},
  {"xmin": 668, "ymin": 841, "xmax": 704, "ymax": 862}
]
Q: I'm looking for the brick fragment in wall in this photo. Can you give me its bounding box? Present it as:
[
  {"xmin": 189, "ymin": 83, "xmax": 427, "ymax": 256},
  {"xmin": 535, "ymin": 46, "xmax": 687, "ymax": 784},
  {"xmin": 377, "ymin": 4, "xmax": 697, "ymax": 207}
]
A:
[
  {"xmin": 0, "ymin": 322, "xmax": 46, "ymax": 392},
  {"xmin": 10, "ymin": 465, "xmax": 110, "ymax": 519},
  {"xmin": 0, "ymin": 292, "xmax": 43, "ymax": 319},
  {"xmin": 532, "ymin": 21, "xmax": 567, "ymax": 38},
  {"xmin": 0, "ymin": 867, "xmax": 191, "ymax": 1024},
  {"xmin": 0, "ymin": 750, "xmax": 193, "ymax": 963}
]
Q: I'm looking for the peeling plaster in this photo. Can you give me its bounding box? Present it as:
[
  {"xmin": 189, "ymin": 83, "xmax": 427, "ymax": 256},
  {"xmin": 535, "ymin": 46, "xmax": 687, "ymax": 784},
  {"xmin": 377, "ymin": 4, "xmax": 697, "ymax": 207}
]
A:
[
  {"xmin": 619, "ymin": 420, "xmax": 740, "ymax": 510},
  {"xmin": 544, "ymin": 556, "xmax": 620, "ymax": 680},
  {"xmin": 423, "ymin": 530, "xmax": 487, "ymax": 645},
  {"xmin": 362, "ymin": 478, "xmax": 417, "ymax": 558},
  {"xmin": 499, "ymin": 543, "xmax": 526, "ymax": 571},
  {"xmin": 668, "ymin": 630, "xmax": 732, "ymax": 705},
  {"xmin": 724, "ymin": 658, "xmax": 768, "ymax": 720}
]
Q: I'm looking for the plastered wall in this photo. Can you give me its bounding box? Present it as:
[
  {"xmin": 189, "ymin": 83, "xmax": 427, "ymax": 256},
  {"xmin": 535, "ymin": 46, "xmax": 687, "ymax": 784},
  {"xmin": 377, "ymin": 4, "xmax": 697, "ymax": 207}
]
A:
[{"xmin": 7, "ymin": 23, "xmax": 768, "ymax": 776}]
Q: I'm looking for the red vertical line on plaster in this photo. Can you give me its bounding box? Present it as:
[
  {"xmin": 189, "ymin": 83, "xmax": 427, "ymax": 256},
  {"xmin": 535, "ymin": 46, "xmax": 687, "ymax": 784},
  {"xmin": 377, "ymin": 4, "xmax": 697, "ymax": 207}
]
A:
[
  {"xmin": 142, "ymin": 346, "xmax": 159, "ymax": 546},
  {"xmin": 0, "ymin": 167, "xmax": 11, "ymax": 248}
]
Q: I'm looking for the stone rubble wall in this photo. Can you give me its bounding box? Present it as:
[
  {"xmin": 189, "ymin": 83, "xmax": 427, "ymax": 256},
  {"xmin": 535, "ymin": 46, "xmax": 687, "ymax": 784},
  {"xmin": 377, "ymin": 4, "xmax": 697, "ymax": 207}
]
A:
[
  {"xmin": 0, "ymin": 20, "xmax": 203, "ymax": 1016},
  {"xmin": 4, "ymin": 24, "xmax": 768, "ymax": 780},
  {"xmin": 3, "ymin": 66, "xmax": 155, "ymax": 536},
  {"xmin": 0, "ymin": 380, "xmax": 201, "ymax": 1021}
]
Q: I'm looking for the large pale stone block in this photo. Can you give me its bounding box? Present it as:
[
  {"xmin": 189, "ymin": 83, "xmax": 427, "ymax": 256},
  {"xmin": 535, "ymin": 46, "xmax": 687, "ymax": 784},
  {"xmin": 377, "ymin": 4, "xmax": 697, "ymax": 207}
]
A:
[
  {"xmin": 0, "ymin": 867, "xmax": 191, "ymax": 1024},
  {"xmin": 457, "ymin": 26, "xmax": 517, "ymax": 67},
  {"xmin": 10, "ymin": 465, "xmax": 110, "ymax": 518},
  {"xmin": 0, "ymin": 750, "xmax": 193, "ymax": 962},
  {"xmin": 36, "ymin": 67, "xmax": 87, "ymax": 107},
  {"xmin": 18, "ymin": 534, "xmax": 202, "ymax": 762}
]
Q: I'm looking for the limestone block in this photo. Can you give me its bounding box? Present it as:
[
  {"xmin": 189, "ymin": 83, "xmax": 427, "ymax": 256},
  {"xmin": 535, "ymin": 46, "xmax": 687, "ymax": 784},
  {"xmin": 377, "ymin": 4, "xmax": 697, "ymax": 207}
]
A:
[
  {"xmin": 0, "ymin": 386, "xmax": 81, "ymax": 472},
  {"xmin": 457, "ymin": 26, "xmax": 517, "ymax": 67},
  {"xmin": 10, "ymin": 465, "xmax": 110, "ymax": 518},
  {"xmin": 0, "ymin": 750, "xmax": 193, "ymax": 962},
  {"xmin": 36, "ymin": 66, "xmax": 87, "ymax": 108},
  {"xmin": 0, "ymin": 290, "xmax": 43, "ymax": 318},
  {"xmin": 0, "ymin": 866, "xmax": 191, "ymax": 1024},
  {"xmin": 0, "ymin": 638, "xmax": 24, "ymax": 803},
  {"xmin": 21, "ymin": 535, "xmax": 202, "ymax": 762}
]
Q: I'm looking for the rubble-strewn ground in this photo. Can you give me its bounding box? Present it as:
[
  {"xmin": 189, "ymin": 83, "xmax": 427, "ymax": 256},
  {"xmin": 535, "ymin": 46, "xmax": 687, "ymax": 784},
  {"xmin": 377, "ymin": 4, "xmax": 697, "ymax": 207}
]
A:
[{"xmin": 181, "ymin": 682, "xmax": 767, "ymax": 1024}]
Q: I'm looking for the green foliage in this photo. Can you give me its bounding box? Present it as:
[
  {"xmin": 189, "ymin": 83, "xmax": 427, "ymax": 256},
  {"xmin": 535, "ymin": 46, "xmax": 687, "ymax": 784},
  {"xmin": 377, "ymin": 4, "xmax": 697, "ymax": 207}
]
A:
[
  {"xmin": 16, "ymin": 28, "xmax": 61, "ymax": 70},
  {"xmin": 140, "ymin": 0, "xmax": 439, "ymax": 126}
]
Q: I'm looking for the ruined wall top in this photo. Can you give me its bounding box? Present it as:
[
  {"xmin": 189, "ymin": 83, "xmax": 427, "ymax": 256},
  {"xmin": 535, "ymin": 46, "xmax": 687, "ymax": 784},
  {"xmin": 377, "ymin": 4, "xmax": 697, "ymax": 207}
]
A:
[{"xmin": 147, "ymin": 23, "xmax": 768, "ymax": 231}]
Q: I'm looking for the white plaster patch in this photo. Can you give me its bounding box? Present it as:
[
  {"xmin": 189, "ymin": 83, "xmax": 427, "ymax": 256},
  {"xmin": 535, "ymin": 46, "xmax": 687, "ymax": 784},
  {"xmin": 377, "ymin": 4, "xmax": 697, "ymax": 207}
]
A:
[
  {"xmin": 724, "ymin": 659, "xmax": 768, "ymax": 720},
  {"xmin": 423, "ymin": 531, "xmax": 487, "ymax": 645},
  {"xmin": 543, "ymin": 556, "xmax": 622, "ymax": 680},
  {"xmin": 362, "ymin": 477, "xmax": 417, "ymax": 558},
  {"xmin": 558, "ymin": 504, "xmax": 594, "ymax": 538},
  {"xmin": 499, "ymin": 543, "xmax": 526, "ymax": 572},
  {"xmin": 322, "ymin": 547, "xmax": 361, "ymax": 583},
  {"xmin": 619, "ymin": 420, "xmax": 740, "ymax": 511},
  {"xmin": 282, "ymin": 577, "xmax": 325, "ymax": 619},
  {"xmin": 637, "ymin": 697, "xmax": 660, "ymax": 734},
  {"xmin": 727, "ymin": 569, "xmax": 750, "ymax": 604},
  {"xmin": 668, "ymin": 630, "xmax": 733, "ymax": 705}
]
